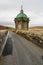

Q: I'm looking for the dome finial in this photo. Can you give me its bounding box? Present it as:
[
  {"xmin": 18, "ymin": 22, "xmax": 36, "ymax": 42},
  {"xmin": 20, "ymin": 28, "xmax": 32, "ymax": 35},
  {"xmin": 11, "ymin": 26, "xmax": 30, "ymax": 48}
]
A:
[
  {"xmin": 20, "ymin": 0, "xmax": 23, "ymax": 13},
  {"xmin": 21, "ymin": 5, "xmax": 23, "ymax": 10}
]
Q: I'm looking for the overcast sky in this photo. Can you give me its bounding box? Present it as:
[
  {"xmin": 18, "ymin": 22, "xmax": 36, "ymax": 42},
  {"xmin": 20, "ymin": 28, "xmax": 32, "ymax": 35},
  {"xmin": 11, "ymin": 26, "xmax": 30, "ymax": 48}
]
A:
[{"xmin": 0, "ymin": 0, "xmax": 43, "ymax": 27}]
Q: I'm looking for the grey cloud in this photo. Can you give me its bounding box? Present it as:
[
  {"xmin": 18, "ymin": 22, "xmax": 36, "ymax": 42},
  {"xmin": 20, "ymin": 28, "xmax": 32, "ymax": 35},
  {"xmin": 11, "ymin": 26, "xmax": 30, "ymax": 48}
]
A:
[
  {"xmin": 0, "ymin": 0, "xmax": 43, "ymax": 12},
  {"xmin": 0, "ymin": 0, "xmax": 43, "ymax": 27}
]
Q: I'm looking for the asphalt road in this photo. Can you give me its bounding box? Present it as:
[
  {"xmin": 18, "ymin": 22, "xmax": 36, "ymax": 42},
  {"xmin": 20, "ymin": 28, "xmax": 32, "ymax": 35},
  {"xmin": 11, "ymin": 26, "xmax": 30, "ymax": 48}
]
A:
[
  {"xmin": 1, "ymin": 31, "xmax": 43, "ymax": 65},
  {"xmin": 2, "ymin": 37, "xmax": 12, "ymax": 56}
]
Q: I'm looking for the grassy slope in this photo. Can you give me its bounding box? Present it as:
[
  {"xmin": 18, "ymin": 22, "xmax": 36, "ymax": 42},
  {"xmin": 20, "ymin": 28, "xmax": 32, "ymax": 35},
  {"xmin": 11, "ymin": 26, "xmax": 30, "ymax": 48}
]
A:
[
  {"xmin": 29, "ymin": 26, "xmax": 43, "ymax": 31},
  {"xmin": 29, "ymin": 26, "xmax": 43, "ymax": 34}
]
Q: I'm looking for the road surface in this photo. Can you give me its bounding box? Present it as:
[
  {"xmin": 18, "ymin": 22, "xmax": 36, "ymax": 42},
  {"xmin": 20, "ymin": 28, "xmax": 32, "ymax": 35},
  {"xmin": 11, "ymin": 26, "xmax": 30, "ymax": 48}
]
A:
[
  {"xmin": 1, "ymin": 31, "xmax": 43, "ymax": 65},
  {"xmin": 2, "ymin": 37, "xmax": 12, "ymax": 56}
]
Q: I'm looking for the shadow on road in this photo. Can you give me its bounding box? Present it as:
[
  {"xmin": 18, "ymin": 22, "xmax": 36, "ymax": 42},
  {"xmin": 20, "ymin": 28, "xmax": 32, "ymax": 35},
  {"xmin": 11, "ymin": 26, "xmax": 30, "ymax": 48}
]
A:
[{"xmin": 2, "ymin": 38, "xmax": 13, "ymax": 56}]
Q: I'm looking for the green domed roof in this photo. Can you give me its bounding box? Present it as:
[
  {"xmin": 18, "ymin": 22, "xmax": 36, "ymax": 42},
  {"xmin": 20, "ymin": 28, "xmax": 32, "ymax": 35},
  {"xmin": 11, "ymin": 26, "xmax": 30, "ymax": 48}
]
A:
[{"xmin": 16, "ymin": 10, "xmax": 28, "ymax": 18}]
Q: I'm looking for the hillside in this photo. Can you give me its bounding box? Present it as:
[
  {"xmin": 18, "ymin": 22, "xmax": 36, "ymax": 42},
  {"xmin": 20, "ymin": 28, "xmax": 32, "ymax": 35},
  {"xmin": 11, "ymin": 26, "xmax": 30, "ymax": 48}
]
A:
[
  {"xmin": 29, "ymin": 26, "xmax": 43, "ymax": 31},
  {"xmin": 0, "ymin": 25, "xmax": 15, "ymax": 31},
  {"xmin": 0, "ymin": 25, "xmax": 6, "ymax": 30},
  {"xmin": 0, "ymin": 25, "xmax": 43, "ymax": 31},
  {"xmin": 29, "ymin": 26, "xmax": 43, "ymax": 35}
]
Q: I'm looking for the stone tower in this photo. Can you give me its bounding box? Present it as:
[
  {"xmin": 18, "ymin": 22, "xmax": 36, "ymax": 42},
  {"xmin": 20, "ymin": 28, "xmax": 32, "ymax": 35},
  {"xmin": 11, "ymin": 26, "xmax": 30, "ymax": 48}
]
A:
[{"xmin": 14, "ymin": 7, "xmax": 29, "ymax": 32}]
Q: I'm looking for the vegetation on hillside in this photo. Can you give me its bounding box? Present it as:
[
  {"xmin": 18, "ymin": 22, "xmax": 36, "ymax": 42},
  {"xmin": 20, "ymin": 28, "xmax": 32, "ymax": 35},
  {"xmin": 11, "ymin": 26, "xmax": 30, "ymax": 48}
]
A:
[{"xmin": 17, "ymin": 27, "xmax": 43, "ymax": 48}]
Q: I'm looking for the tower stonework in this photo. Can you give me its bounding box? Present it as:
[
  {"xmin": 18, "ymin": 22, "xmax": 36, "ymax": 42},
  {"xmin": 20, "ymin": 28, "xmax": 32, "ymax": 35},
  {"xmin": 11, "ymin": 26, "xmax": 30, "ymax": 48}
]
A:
[{"xmin": 14, "ymin": 9, "xmax": 29, "ymax": 32}]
